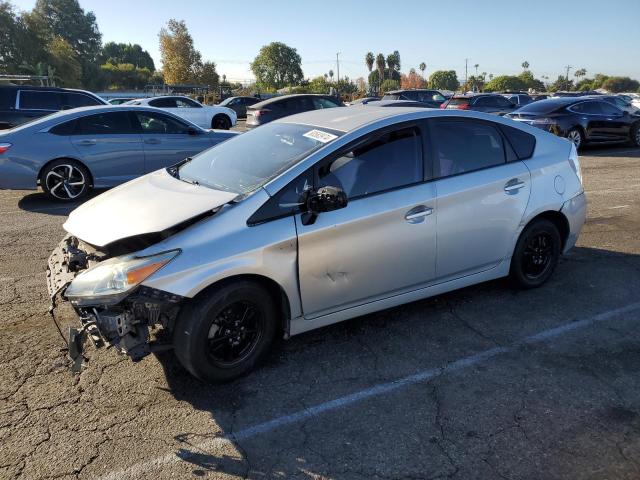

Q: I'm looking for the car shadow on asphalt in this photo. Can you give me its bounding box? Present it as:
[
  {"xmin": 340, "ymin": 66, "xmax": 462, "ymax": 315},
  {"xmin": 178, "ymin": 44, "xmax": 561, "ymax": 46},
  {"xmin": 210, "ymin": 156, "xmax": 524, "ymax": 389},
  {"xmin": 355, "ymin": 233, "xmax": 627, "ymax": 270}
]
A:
[
  {"xmin": 151, "ymin": 245, "xmax": 640, "ymax": 478},
  {"xmin": 17, "ymin": 189, "xmax": 106, "ymax": 216},
  {"xmin": 581, "ymin": 144, "xmax": 640, "ymax": 157}
]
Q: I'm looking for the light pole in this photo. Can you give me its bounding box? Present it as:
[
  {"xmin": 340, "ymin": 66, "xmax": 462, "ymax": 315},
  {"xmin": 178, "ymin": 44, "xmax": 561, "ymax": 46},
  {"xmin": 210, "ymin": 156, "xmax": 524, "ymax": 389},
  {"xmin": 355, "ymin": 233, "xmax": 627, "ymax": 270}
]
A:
[
  {"xmin": 336, "ymin": 52, "xmax": 341, "ymax": 86},
  {"xmin": 565, "ymin": 65, "xmax": 572, "ymax": 91}
]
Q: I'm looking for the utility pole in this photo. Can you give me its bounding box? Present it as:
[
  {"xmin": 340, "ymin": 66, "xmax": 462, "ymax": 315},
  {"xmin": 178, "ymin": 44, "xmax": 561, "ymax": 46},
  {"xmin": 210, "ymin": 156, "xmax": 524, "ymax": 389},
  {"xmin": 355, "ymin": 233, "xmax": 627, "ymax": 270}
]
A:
[
  {"xmin": 336, "ymin": 52, "xmax": 341, "ymax": 86},
  {"xmin": 464, "ymin": 58, "xmax": 468, "ymax": 92},
  {"xmin": 565, "ymin": 65, "xmax": 572, "ymax": 91}
]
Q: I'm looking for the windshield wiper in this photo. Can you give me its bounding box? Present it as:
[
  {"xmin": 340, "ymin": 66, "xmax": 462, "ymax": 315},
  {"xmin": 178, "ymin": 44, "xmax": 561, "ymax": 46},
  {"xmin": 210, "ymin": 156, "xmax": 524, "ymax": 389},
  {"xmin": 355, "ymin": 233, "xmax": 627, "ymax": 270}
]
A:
[{"xmin": 166, "ymin": 157, "xmax": 193, "ymax": 180}]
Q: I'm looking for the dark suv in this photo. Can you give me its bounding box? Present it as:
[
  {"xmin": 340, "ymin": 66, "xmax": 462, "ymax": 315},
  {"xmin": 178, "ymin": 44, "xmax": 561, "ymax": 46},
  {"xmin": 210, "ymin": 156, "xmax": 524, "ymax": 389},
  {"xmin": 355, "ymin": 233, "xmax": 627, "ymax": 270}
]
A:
[
  {"xmin": 441, "ymin": 93, "xmax": 517, "ymax": 115},
  {"xmin": 246, "ymin": 94, "xmax": 343, "ymax": 128},
  {"xmin": 0, "ymin": 86, "xmax": 107, "ymax": 129}
]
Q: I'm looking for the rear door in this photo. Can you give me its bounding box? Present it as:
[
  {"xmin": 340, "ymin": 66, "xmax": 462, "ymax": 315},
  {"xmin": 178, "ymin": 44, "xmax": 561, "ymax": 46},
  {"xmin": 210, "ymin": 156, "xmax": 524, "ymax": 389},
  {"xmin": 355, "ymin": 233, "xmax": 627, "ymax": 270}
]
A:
[
  {"xmin": 429, "ymin": 118, "xmax": 531, "ymax": 280},
  {"xmin": 597, "ymin": 101, "xmax": 630, "ymax": 140},
  {"xmin": 132, "ymin": 110, "xmax": 212, "ymax": 172},
  {"xmin": 70, "ymin": 111, "xmax": 144, "ymax": 187}
]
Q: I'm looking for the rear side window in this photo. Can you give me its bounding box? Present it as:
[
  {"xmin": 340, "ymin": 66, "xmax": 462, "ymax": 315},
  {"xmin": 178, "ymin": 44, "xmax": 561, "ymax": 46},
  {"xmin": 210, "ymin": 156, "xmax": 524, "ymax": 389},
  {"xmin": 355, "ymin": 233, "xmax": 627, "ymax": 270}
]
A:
[
  {"xmin": 570, "ymin": 101, "xmax": 602, "ymax": 114},
  {"xmin": 0, "ymin": 89, "xmax": 14, "ymax": 109},
  {"xmin": 50, "ymin": 119, "xmax": 77, "ymax": 136},
  {"xmin": 499, "ymin": 124, "xmax": 536, "ymax": 160},
  {"xmin": 446, "ymin": 98, "xmax": 470, "ymax": 108},
  {"xmin": 176, "ymin": 98, "xmax": 201, "ymax": 108},
  {"xmin": 75, "ymin": 112, "xmax": 134, "ymax": 135},
  {"xmin": 149, "ymin": 98, "xmax": 177, "ymax": 108},
  {"xmin": 19, "ymin": 91, "xmax": 62, "ymax": 110},
  {"xmin": 312, "ymin": 97, "xmax": 340, "ymax": 109},
  {"xmin": 64, "ymin": 93, "xmax": 101, "ymax": 108},
  {"xmin": 319, "ymin": 126, "xmax": 423, "ymax": 199},
  {"xmin": 430, "ymin": 120, "xmax": 505, "ymax": 178}
]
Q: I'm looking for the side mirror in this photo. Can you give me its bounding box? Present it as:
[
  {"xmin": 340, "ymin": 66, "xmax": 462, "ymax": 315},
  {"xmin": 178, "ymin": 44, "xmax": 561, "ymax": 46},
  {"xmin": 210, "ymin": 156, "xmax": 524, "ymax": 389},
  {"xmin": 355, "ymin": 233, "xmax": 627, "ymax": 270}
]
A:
[
  {"xmin": 301, "ymin": 186, "xmax": 348, "ymax": 225},
  {"xmin": 187, "ymin": 126, "xmax": 200, "ymax": 135}
]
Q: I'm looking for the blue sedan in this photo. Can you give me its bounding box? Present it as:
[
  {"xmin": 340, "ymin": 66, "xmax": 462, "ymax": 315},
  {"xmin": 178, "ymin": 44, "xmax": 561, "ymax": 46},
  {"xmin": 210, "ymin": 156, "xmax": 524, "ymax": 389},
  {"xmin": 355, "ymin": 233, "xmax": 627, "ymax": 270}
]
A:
[{"xmin": 0, "ymin": 105, "xmax": 238, "ymax": 201}]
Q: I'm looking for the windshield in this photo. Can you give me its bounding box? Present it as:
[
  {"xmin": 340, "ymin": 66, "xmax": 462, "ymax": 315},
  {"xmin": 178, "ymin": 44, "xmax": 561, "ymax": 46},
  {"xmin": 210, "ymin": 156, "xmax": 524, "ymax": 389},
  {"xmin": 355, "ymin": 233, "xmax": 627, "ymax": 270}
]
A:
[{"xmin": 177, "ymin": 122, "xmax": 342, "ymax": 195}]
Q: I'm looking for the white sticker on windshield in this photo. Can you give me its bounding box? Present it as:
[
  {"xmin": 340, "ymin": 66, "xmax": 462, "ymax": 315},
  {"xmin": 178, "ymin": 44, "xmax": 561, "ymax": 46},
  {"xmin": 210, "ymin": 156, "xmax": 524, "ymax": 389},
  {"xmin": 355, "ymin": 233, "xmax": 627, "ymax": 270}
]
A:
[{"xmin": 303, "ymin": 129, "xmax": 338, "ymax": 143}]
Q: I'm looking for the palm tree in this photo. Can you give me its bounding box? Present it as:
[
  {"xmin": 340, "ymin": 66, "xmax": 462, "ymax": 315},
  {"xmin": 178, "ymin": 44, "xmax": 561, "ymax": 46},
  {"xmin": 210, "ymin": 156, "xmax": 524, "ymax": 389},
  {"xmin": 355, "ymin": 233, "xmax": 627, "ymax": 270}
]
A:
[
  {"xmin": 419, "ymin": 62, "xmax": 426, "ymax": 78},
  {"xmin": 386, "ymin": 54, "xmax": 396, "ymax": 76},
  {"xmin": 574, "ymin": 68, "xmax": 587, "ymax": 79},
  {"xmin": 521, "ymin": 60, "xmax": 530, "ymax": 71},
  {"xmin": 365, "ymin": 52, "xmax": 374, "ymax": 73},
  {"xmin": 328, "ymin": 69, "xmax": 334, "ymax": 82},
  {"xmin": 376, "ymin": 53, "xmax": 385, "ymax": 82},
  {"xmin": 474, "ymin": 63, "xmax": 479, "ymax": 76},
  {"xmin": 489, "ymin": 73, "xmax": 494, "ymax": 80}
]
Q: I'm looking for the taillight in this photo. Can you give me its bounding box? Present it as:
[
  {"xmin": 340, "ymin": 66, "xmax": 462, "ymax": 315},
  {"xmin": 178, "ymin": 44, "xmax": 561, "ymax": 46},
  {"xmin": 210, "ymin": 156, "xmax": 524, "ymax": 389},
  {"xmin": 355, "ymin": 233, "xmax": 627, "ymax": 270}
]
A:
[
  {"xmin": 253, "ymin": 109, "xmax": 270, "ymax": 117},
  {"xmin": 568, "ymin": 143, "xmax": 583, "ymax": 185},
  {"xmin": 0, "ymin": 142, "xmax": 12, "ymax": 154},
  {"xmin": 457, "ymin": 103, "xmax": 470, "ymax": 110},
  {"xmin": 439, "ymin": 103, "xmax": 447, "ymax": 109}
]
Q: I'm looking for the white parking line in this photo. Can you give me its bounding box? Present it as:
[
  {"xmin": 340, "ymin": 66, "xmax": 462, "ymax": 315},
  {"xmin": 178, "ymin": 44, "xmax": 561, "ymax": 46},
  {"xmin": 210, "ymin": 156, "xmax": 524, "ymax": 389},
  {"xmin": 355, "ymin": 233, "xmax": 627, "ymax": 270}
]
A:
[{"xmin": 99, "ymin": 302, "xmax": 640, "ymax": 480}]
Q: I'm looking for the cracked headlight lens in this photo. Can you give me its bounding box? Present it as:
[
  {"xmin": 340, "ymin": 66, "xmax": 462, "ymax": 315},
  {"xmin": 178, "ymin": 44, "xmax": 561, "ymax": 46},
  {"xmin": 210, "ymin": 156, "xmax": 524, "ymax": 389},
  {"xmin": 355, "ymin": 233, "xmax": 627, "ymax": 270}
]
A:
[{"xmin": 65, "ymin": 250, "xmax": 179, "ymax": 304}]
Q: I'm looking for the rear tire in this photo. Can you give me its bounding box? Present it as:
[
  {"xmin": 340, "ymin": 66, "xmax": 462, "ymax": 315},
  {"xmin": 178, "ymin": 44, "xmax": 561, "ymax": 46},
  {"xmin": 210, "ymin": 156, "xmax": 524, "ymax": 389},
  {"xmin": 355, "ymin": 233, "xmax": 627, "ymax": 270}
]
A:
[
  {"xmin": 566, "ymin": 127, "xmax": 584, "ymax": 149},
  {"xmin": 212, "ymin": 115, "xmax": 231, "ymax": 130},
  {"xmin": 509, "ymin": 219, "xmax": 561, "ymax": 289},
  {"xmin": 630, "ymin": 123, "xmax": 640, "ymax": 147},
  {"xmin": 40, "ymin": 159, "xmax": 91, "ymax": 202},
  {"xmin": 173, "ymin": 281, "xmax": 277, "ymax": 383}
]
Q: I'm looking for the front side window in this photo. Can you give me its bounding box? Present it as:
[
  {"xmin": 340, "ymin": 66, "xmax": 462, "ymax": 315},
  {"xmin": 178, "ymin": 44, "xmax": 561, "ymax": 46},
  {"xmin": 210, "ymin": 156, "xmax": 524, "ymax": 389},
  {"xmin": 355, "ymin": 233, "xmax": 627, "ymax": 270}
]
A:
[
  {"xmin": 177, "ymin": 122, "xmax": 342, "ymax": 195},
  {"xmin": 135, "ymin": 111, "xmax": 190, "ymax": 134},
  {"xmin": 176, "ymin": 98, "xmax": 201, "ymax": 108},
  {"xmin": 312, "ymin": 97, "xmax": 340, "ymax": 109},
  {"xmin": 319, "ymin": 126, "xmax": 423, "ymax": 199},
  {"xmin": 431, "ymin": 120, "xmax": 505, "ymax": 178},
  {"xmin": 19, "ymin": 91, "xmax": 61, "ymax": 110},
  {"xmin": 75, "ymin": 112, "xmax": 133, "ymax": 135},
  {"xmin": 599, "ymin": 102, "xmax": 622, "ymax": 116}
]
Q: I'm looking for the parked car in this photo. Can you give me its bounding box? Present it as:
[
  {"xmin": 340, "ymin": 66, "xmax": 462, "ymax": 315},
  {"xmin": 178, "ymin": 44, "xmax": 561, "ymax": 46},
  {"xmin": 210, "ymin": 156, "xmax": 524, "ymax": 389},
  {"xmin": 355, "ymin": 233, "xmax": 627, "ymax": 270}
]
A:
[
  {"xmin": 0, "ymin": 85, "xmax": 107, "ymax": 130},
  {"xmin": 584, "ymin": 95, "xmax": 640, "ymax": 116},
  {"xmin": 361, "ymin": 99, "xmax": 433, "ymax": 108},
  {"xmin": 382, "ymin": 89, "xmax": 446, "ymax": 107},
  {"xmin": 246, "ymin": 94, "xmax": 343, "ymax": 128},
  {"xmin": 47, "ymin": 106, "xmax": 586, "ymax": 382},
  {"xmin": 441, "ymin": 94, "xmax": 518, "ymax": 115},
  {"xmin": 346, "ymin": 96, "xmax": 380, "ymax": 106},
  {"xmin": 621, "ymin": 93, "xmax": 640, "ymax": 109},
  {"xmin": 126, "ymin": 95, "xmax": 237, "ymax": 130},
  {"xmin": 217, "ymin": 96, "xmax": 261, "ymax": 119},
  {"xmin": 506, "ymin": 97, "xmax": 640, "ymax": 149},
  {"xmin": 107, "ymin": 98, "xmax": 135, "ymax": 105},
  {"xmin": 502, "ymin": 93, "xmax": 533, "ymax": 107},
  {"xmin": 0, "ymin": 105, "xmax": 237, "ymax": 201}
]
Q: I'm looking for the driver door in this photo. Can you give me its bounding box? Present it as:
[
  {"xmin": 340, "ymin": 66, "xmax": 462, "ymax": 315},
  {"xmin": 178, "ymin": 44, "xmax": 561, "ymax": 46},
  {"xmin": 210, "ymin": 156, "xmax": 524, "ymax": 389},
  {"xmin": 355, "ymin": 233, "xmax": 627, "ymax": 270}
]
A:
[{"xmin": 295, "ymin": 123, "xmax": 437, "ymax": 319}]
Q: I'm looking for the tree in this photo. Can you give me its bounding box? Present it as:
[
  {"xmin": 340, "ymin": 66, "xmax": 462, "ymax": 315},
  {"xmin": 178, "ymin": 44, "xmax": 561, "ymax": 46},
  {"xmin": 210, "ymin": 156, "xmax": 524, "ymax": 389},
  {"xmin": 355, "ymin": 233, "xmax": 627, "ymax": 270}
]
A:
[
  {"xmin": 401, "ymin": 71, "xmax": 426, "ymax": 89},
  {"xmin": 601, "ymin": 76, "xmax": 640, "ymax": 93},
  {"xmin": 328, "ymin": 69, "xmax": 334, "ymax": 81},
  {"xmin": 100, "ymin": 62, "xmax": 153, "ymax": 89},
  {"xmin": 368, "ymin": 68, "xmax": 400, "ymax": 90},
  {"xmin": 0, "ymin": 1, "xmax": 29, "ymax": 73},
  {"xmin": 392, "ymin": 50, "xmax": 401, "ymax": 71},
  {"xmin": 574, "ymin": 68, "xmax": 586, "ymax": 81},
  {"xmin": 474, "ymin": 63, "xmax": 479, "ymax": 75},
  {"xmin": 375, "ymin": 53, "xmax": 385, "ymax": 79},
  {"xmin": 101, "ymin": 42, "xmax": 155, "ymax": 71},
  {"xmin": 518, "ymin": 71, "xmax": 545, "ymax": 91},
  {"xmin": 521, "ymin": 60, "xmax": 530, "ymax": 70},
  {"xmin": 159, "ymin": 19, "xmax": 202, "ymax": 84},
  {"xmin": 386, "ymin": 54, "xmax": 396, "ymax": 75},
  {"xmin": 380, "ymin": 79, "xmax": 399, "ymax": 93},
  {"xmin": 250, "ymin": 42, "xmax": 303, "ymax": 90},
  {"xmin": 196, "ymin": 61, "xmax": 219, "ymax": 88},
  {"xmin": 483, "ymin": 75, "xmax": 526, "ymax": 92},
  {"xmin": 419, "ymin": 62, "xmax": 426, "ymax": 78},
  {"xmin": 355, "ymin": 77, "xmax": 366, "ymax": 92},
  {"xmin": 25, "ymin": 0, "xmax": 102, "ymax": 87},
  {"xmin": 428, "ymin": 70, "xmax": 459, "ymax": 91},
  {"xmin": 47, "ymin": 36, "xmax": 81, "ymax": 87},
  {"xmin": 549, "ymin": 75, "xmax": 573, "ymax": 92},
  {"xmin": 365, "ymin": 52, "xmax": 374, "ymax": 73}
]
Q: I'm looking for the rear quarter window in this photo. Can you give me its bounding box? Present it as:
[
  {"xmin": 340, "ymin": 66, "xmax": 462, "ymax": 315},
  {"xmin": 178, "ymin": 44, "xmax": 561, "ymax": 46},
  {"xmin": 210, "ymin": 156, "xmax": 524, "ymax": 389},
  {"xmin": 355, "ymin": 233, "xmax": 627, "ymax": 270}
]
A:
[
  {"xmin": 499, "ymin": 124, "xmax": 536, "ymax": 160},
  {"xmin": 0, "ymin": 89, "xmax": 15, "ymax": 109}
]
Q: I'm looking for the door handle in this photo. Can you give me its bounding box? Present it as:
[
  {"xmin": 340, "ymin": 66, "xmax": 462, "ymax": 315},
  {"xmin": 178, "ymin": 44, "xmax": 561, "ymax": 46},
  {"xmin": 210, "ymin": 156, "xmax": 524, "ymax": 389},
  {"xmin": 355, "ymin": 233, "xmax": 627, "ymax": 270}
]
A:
[
  {"xmin": 144, "ymin": 138, "xmax": 161, "ymax": 144},
  {"xmin": 405, "ymin": 205, "xmax": 433, "ymax": 223},
  {"xmin": 504, "ymin": 180, "xmax": 526, "ymax": 193},
  {"xmin": 76, "ymin": 139, "xmax": 96, "ymax": 146}
]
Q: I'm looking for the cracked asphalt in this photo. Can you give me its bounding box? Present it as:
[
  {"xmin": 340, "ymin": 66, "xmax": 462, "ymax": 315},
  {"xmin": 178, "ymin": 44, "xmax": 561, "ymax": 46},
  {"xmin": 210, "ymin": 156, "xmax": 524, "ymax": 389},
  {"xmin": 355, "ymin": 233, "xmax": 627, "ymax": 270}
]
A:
[{"xmin": 1, "ymin": 145, "xmax": 640, "ymax": 480}]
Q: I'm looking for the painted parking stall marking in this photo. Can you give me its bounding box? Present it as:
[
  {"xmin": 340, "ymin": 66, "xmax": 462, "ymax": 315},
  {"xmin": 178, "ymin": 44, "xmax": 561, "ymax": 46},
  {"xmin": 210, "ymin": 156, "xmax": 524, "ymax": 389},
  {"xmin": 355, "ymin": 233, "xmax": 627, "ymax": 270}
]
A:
[{"xmin": 99, "ymin": 301, "xmax": 640, "ymax": 480}]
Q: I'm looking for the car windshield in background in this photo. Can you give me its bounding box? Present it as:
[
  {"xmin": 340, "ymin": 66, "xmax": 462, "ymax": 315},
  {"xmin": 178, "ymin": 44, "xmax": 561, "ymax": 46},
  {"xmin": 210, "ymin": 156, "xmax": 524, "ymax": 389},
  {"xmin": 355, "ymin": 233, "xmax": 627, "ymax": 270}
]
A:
[
  {"xmin": 177, "ymin": 122, "xmax": 342, "ymax": 195},
  {"xmin": 447, "ymin": 98, "xmax": 471, "ymax": 106}
]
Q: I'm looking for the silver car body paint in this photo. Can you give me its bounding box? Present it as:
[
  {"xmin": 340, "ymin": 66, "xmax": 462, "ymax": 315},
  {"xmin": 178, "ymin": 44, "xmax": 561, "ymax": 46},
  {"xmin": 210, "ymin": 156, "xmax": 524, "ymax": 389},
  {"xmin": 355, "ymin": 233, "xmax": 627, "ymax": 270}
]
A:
[{"xmin": 62, "ymin": 107, "xmax": 587, "ymax": 337}]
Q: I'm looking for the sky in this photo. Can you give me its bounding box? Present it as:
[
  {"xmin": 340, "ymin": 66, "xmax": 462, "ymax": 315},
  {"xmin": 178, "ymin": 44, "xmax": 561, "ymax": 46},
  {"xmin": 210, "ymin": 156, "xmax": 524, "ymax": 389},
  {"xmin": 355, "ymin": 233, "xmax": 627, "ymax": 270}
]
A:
[{"xmin": 10, "ymin": 0, "xmax": 640, "ymax": 85}]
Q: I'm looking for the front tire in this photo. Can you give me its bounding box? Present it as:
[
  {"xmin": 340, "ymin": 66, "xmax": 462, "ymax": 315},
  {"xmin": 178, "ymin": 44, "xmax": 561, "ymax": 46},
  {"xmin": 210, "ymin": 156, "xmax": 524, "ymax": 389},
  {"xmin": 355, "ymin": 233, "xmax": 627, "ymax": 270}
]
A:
[
  {"xmin": 566, "ymin": 127, "xmax": 584, "ymax": 149},
  {"xmin": 212, "ymin": 115, "xmax": 231, "ymax": 130},
  {"xmin": 509, "ymin": 219, "xmax": 561, "ymax": 289},
  {"xmin": 173, "ymin": 281, "xmax": 277, "ymax": 382},
  {"xmin": 40, "ymin": 159, "xmax": 91, "ymax": 202}
]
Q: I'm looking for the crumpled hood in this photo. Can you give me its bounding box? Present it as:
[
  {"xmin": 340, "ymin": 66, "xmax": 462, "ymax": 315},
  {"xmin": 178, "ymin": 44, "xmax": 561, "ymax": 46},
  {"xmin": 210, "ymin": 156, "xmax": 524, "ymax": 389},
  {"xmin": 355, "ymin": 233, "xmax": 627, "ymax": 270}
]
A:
[{"xmin": 64, "ymin": 169, "xmax": 237, "ymax": 247}]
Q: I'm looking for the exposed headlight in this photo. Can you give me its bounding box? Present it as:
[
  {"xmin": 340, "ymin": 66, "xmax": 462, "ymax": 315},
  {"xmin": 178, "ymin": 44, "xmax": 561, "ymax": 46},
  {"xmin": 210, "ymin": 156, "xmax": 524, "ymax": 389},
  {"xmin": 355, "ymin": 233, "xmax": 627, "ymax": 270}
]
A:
[
  {"xmin": 568, "ymin": 143, "xmax": 583, "ymax": 185},
  {"xmin": 65, "ymin": 250, "xmax": 179, "ymax": 305}
]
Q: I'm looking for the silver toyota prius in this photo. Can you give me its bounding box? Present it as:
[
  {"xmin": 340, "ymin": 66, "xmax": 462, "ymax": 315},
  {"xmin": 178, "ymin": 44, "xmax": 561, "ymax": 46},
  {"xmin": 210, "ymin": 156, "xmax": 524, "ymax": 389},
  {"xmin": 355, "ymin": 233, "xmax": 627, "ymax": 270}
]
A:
[{"xmin": 47, "ymin": 106, "xmax": 587, "ymax": 382}]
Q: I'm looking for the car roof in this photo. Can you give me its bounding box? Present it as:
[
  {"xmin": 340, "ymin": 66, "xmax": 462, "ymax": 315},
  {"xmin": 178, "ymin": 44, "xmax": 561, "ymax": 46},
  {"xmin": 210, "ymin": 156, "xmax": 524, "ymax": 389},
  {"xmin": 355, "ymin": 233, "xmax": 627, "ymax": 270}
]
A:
[
  {"xmin": 251, "ymin": 94, "xmax": 334, "ymax": 108},
  {"xmin": 365, "ymin": 100, "xmax": 431, "ymax": 108},
  {"xmin": 386, "ymin": 89, "xmax": 440, "ymax": 93}
]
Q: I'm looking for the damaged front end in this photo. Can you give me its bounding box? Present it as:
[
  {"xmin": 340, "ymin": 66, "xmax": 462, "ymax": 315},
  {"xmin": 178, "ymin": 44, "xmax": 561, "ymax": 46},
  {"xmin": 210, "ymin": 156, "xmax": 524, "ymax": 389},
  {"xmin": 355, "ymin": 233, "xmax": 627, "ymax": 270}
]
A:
[{"xmin": 47, "ymin": 236, "xmax": 184, "ymax": 370}]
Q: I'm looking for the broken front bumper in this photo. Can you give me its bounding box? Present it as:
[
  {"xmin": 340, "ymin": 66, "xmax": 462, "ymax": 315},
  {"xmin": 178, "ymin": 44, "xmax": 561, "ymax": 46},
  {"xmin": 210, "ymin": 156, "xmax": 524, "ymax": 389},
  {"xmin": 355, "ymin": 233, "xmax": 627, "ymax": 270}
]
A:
[{"xmin": 46, "ymin": 237, "xmax": 184, "ymax": 366}]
